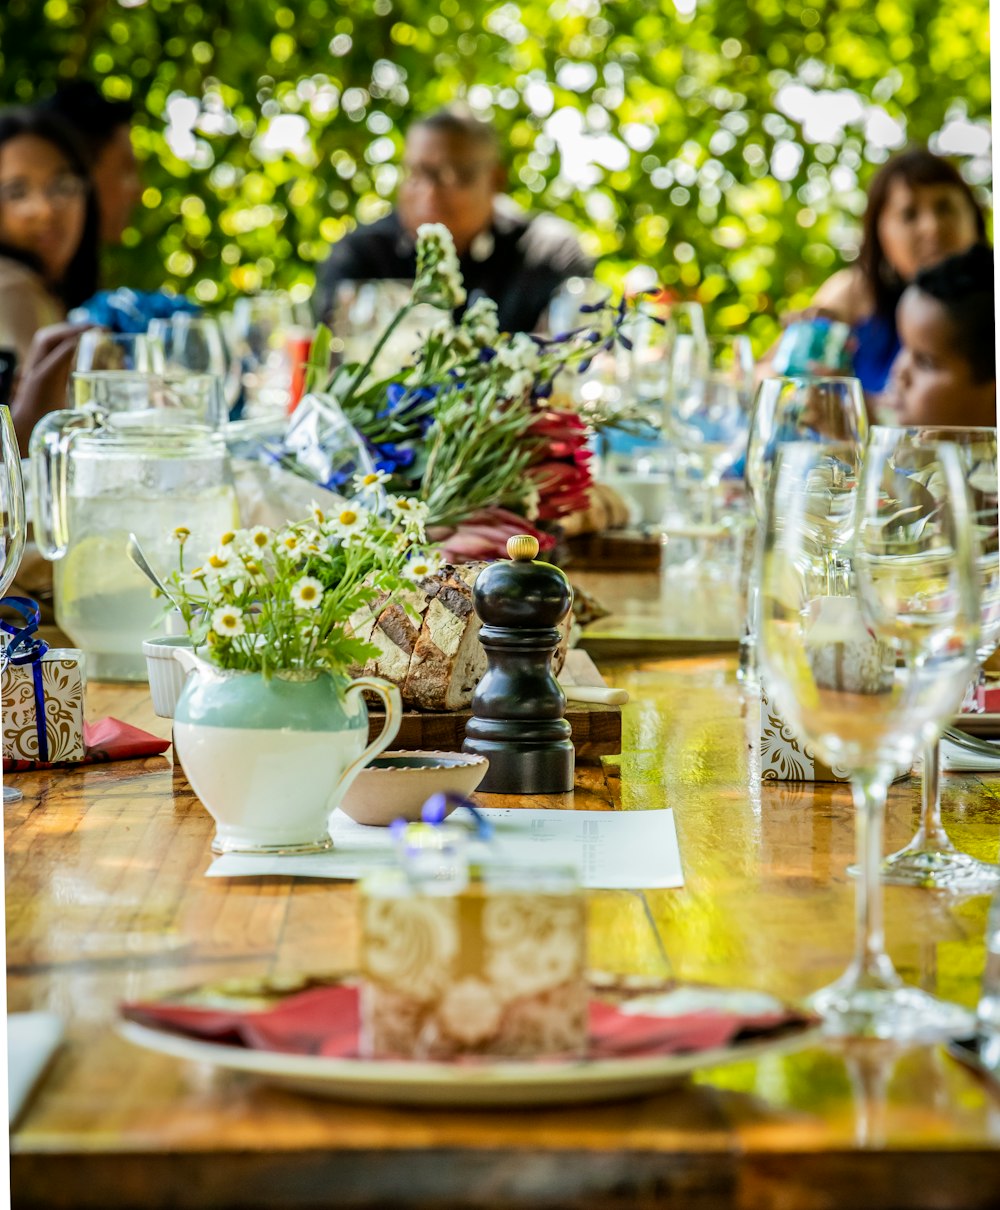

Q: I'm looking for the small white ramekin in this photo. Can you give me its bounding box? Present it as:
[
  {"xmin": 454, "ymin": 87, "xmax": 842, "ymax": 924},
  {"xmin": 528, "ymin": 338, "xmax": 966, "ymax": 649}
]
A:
[{"xmin": 142, "ymin": 635, "xmax": 193, "ymax": 718}]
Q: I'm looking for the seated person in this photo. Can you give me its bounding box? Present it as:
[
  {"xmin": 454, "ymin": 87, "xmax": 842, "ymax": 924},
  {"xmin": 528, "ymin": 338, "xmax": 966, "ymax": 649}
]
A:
[
  {"xmin": 0, "ymin": 108, "xmax": 101, "ymax": 451},
  {"xmin": 0, "ymin": 107, "xmax": 98, "ymax": 369},
  {"xmin": 883, "ymin": 243, "xmax": 995, "ymax": 427},
  {"xmin": 763, "ymin": 149, "xmax": 986, "ymax": 400},
  {"xmin": 315, "ymin": 107, "xmax": 593, "ymax": 333},
  {"xmin": 41, "ymin": 81, "xmax": 141, "ymax": 247}
]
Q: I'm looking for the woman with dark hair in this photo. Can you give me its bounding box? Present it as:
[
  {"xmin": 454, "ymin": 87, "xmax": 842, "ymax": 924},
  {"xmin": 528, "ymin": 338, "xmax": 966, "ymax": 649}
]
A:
[
  {"xmin": 801, "ymin": 147, "xmax": 986, "ymax": 395},
  {"xmin": 0, "ymin": 106, "xmax": 99, "ymax": 367},
  {"xmin": 40, "ymin": 81, "xmax": 140, "ymax": 245}
]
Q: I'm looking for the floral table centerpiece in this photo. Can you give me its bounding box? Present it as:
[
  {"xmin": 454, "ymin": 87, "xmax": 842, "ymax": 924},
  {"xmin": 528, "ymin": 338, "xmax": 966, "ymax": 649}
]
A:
[
  {"xmin": 165, "ymin": 483, "xmax": 432, "ymax": 854},
  {"xmin": 274, "ymin": 225, "xmax": 639, "ymax": 560}
]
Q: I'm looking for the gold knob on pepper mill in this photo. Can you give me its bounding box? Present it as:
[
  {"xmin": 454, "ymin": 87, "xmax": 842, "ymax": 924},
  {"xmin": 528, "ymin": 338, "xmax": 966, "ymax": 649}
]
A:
[{"xmin": 507, "ymin": 534, "xmax": 539, "ymax": 562}]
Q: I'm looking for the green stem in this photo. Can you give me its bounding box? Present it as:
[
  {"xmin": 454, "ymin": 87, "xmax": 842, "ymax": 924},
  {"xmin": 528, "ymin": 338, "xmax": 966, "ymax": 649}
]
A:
[{"xmin": 331, "ymin": 301, "xmax": 416, "ymax": 413}]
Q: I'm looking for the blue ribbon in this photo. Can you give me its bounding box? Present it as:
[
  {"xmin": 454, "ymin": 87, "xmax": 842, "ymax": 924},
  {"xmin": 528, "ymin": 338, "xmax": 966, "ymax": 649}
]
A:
[{"xmin": 0, "ymin": 596, "xmax": 50, "ymax": 762}]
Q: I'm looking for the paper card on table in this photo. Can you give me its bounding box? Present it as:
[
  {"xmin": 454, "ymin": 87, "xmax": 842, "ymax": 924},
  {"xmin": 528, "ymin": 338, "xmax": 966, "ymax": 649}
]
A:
[{"xmin": 206, "ymin": 807, "xmax": 684, "ymax": 891}]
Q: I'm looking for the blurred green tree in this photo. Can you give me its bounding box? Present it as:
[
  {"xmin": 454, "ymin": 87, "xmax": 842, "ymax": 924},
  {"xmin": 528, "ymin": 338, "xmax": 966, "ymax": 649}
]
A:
[{"xmin": 0, "ymin": 0, "xmax": 990, "ymax": 348}]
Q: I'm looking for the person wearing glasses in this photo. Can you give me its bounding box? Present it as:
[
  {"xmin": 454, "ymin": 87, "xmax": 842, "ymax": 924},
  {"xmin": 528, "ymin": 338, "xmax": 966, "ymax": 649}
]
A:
[
  {"xmin": 40, "ymin": 82, "xmax": 141, "ymax": 248},
  {"xmin": 0, "ymin": 108, "xmax": 98, "ymax": 369},
  {"xmin": 0, "ymin": 108, "xmax": 100, "ymax": 451},
  {"xmin": 314, "ymin": 106, "xmax": 594, "ymax": 333}
]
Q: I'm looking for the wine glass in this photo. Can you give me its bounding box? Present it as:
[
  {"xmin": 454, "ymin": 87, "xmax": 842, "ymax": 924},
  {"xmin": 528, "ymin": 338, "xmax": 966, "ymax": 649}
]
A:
[
  {"xmin": 230, "ymin": 293, "xmax": 295, "ymax": 418},
  {"xmin": 740, "ymin": 376, "xmax": 869, "ymax": 682},
  {"xmin": 874, "ymin": 426, "xmax": 1000, "ymax": 892},
  {"xmin": 0, "ymin": 405, "xmax": 27, "ymax": 804},
  {"xmin": 665, "ymin": 334, "xmax": 754, "ymax": 529},
  {"xmin": 74, "ymin": 331, "xmax": 156, "ymax": 374},
  {"xmin": 758, "ymin": 435, "xmax": 979, "ymax": 1039},
  {"xmin": 147, "ymin": 315, "xmax": 238, "ymax": 410}
]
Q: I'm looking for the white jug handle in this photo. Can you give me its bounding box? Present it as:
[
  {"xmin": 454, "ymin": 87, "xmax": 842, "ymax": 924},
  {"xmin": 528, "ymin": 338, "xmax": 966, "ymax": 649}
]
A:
[{"xmin": 331, "ymin": 677, "xmax": 403, "ymax": 811}]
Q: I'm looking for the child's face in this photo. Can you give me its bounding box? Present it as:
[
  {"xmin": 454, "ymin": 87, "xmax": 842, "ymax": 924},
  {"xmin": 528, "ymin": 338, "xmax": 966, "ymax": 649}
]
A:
[{"xmin": 885, "ymin": 286, "xmax": 996, "ymax": 427}]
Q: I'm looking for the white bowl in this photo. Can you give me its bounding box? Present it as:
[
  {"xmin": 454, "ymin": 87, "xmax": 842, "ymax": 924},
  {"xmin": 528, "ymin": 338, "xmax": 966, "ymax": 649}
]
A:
[
  {"xmin": 340, "ymin": 750, "xmax": 489, "ymax": 826},
  {"xmin": 142, "ymin": 635, "xmax": 193, "ymax": 718}
]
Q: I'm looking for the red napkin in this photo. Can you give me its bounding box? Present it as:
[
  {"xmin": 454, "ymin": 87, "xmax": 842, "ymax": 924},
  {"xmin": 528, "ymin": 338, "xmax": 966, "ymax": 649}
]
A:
[
  {"xmin": 4, "ymin": 717, "xmax": 170, "ymax": 773},
  {"xmin": 121, "ymin": 984, "xmax": 805, "ymax": 1061}
]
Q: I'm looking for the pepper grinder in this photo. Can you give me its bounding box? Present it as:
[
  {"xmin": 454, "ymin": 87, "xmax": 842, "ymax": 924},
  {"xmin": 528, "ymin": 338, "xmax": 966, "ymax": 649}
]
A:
[{"xmin": 463, "ymin": 535, "xmax": 574, "ymax": 794}]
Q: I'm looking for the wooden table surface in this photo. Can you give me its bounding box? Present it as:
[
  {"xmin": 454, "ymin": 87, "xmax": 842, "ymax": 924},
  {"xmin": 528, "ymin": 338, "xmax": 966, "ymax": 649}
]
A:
[{"xmin": 7, "ymin": 650, "xmax": 1000, "ymax": 1209}]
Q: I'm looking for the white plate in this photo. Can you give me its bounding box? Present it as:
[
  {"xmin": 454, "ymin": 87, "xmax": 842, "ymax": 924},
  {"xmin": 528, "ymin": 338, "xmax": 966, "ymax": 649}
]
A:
[{"xmin": 119, "ymin": 1019, "xmax": 817, "ymax": 1108}]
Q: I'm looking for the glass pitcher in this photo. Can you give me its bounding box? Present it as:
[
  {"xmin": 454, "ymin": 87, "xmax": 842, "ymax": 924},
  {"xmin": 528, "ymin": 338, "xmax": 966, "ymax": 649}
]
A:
[{"xmin": 30, "ymin": 411, "xmax": 239, "ymax": 681}]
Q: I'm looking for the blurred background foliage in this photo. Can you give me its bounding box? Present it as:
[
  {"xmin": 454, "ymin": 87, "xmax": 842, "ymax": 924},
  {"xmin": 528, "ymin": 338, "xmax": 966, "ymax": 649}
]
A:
[{"xmin": 0, "ymin": 0, "xmax": 990, "ymax": 348}]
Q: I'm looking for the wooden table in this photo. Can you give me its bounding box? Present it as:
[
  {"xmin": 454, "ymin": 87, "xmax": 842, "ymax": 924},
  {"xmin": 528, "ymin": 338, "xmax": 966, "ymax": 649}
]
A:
[{"xmin": 7, "ymin": 654, "xmax": 1000, "ymax": 1209}]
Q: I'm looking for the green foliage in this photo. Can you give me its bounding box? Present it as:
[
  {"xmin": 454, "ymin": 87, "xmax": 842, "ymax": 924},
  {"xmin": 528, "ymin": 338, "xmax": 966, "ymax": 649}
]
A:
[{"xmin": 0, "ymin": 0, "xmax": 990, "ymax": 350}]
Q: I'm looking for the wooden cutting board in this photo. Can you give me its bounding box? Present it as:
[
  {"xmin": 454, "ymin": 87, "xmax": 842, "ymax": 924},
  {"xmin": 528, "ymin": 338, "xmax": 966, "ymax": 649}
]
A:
[{"xmin": 366, "ymin": 649, "xmax": 621, "ymax": 758}]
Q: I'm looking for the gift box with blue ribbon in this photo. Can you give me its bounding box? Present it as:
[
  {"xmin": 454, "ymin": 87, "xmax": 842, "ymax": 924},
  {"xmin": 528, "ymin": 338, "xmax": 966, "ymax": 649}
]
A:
[{"xmin": 1, "ymin": 597, "xmax": 85, "ymax": 764}]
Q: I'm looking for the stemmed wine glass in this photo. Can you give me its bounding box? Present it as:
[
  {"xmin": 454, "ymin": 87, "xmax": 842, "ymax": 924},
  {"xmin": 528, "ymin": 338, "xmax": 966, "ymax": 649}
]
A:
[
  {"xmin": 74, "ymin": 331, "xmax": 156, "ymax": 374},
  {"xmin": 741, "ymin": 376, "xmax": 869, "ymax": 683},
  {"xmin": 758, "ymin": 435, "xmax": 980, "ymax": 1039},
  {"xmin": 665, "ymin": 334, "xmax": 754, "ymax": 529},
  {"xmin": 874, "ymin": 426, "xmax": 1000, "ymax": 893},
  {"xmin": 0, "ymin": 405, "xmax": 28, "ymax": 804},
  {"xmin": 147, "ymin": 315, "xmax": 239, "ymax": 411},
  {"xmin": 229, "ymin": 293, "xmax": 295, "ymax": 418}
]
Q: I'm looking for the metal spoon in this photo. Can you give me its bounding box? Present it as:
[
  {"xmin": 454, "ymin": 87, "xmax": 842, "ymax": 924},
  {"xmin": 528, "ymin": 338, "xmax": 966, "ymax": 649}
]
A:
[{"xmin": 126, "ymin": 533, "xmax": 181, "ymax": 611}]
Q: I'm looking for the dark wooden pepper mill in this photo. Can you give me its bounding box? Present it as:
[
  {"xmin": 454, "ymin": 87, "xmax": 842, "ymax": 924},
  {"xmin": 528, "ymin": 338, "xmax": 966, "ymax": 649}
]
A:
[{"xmin": 463, "ymin": 534, "xmax": 575, "ymax": 794}]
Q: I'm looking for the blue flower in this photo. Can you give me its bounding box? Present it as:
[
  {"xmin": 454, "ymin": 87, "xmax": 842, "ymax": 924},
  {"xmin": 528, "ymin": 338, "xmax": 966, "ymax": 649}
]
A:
[
  {"xmin": 374, "ymin": 441, "xmax": 417, "ymax": 475},
  {"xmin": 378, "ymin": 383, "xmax": 438, "ymax": 420}
]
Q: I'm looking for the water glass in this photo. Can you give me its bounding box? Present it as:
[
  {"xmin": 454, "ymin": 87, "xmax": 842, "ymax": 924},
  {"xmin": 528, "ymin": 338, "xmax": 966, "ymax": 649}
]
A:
[
  {"xmin": 665, "ymin": 334, "xmax": 754, "ymax": 526},
  {"xmin": 758, "ymin": 437, "xmax": 979, "ymax": 1040}
]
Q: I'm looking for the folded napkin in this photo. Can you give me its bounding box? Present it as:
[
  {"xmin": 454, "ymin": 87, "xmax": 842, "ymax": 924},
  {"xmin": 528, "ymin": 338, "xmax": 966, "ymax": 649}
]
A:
[
  {"xmin": 7, "ymin": 1011, "xmax": 63, "ymax": 1127},
  {"xmin": 121, "ymin": 983, "xmax": 808, "ymax": 1061},
  {"xmin": 3, "ymin": 717, "xmax": 170, "ymax": 773}
]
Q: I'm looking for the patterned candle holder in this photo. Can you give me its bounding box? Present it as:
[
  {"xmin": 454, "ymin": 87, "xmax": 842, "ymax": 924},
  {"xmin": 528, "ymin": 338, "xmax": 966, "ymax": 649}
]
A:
[{"xmin": 359, "ymin": 864, "xmax": 587, "ymax": 1061}]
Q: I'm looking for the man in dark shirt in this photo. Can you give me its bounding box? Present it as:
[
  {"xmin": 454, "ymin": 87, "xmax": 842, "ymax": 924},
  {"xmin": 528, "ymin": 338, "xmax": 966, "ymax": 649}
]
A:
[{"xmin": 314, "ymin": 108, "xmax": 594, "ymax": 333}]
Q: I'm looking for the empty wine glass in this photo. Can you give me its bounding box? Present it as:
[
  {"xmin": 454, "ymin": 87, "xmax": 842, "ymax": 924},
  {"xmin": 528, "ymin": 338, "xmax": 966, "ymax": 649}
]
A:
[
  {"xmin": 740, "ymin": 376, "xmax": 869, "ymax": 683},
  {"xmin": 665, "ymin": 334, "xmax": 754, "ymax": 528},
  {"xmin": 758, "ymin": 435, "xmax": 979, "ymax": 1039},
  {"xmin": 0, "ymin": 404, "xmax": 27, "ymax": 804},
  {"xmin": 874, "ymin": 426, "xmax": 1000, "ymax": 893},
  {"xmin": 74, "ymin": 330, "xmax": 156, "ymax": 374},
  {"xmin": 230, "ymin": 293, "xmax": 295, "ymax": 418},
  {"xmin": 147, "ymin": 315, "xmax": 238, "ymax": 410}
]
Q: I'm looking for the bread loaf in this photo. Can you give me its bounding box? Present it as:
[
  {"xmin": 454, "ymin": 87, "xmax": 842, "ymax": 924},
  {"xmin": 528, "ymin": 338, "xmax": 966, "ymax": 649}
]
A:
[
  {"xmin": 348, "ymin": 564, "xmax": 486, "ymax": 712},
  {"xmin": 350, "ymin": 561, "xmax": 570, "ymax": 712}
]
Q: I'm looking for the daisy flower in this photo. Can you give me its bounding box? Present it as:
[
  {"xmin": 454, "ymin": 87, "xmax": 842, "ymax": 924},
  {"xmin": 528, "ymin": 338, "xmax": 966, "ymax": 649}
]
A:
[
  {"xmin": 389, "ymin": 496, "xmax": 428, "ymax": 522},
  {"xmin": 353, "ymin": 469, "xmax": 391, "ymax": 494},
  {"xmin": 403, "ymin": 551, "xmax": 443, "ymax": 582},
  {"xmin": 246, "ymin": 526, "xmax": 271, "ymax": 551},
  {"xmin": 207, "ymin": 548, "xmax": 231, "ymax": 570},
  {"xmin": 291, "ymin": 575, "xmax": 325, "ymax": 611},
  {"xmin": 211, "ymin": 606, "xmax": 246, "ymax": 638},
  {"xmin": 172, "ymin": 526, "xmax": 190, "ymax": 544},
  {"xmin": 329, "ymin": 505, "xmax": 369, "ymax": 538},
  {"xmin": 218, "ymin": 530, "xmax": 237, "ymax": 547}
]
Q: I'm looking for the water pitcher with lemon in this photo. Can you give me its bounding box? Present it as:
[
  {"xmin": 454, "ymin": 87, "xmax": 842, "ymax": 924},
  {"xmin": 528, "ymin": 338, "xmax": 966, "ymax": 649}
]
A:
[{"xmin": 30, "ymin": 411, "xmax": 238, "ymax": 680}]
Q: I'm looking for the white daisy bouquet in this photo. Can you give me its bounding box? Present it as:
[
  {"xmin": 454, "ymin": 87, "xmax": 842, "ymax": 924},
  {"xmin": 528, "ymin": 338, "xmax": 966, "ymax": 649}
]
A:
[
  {"xmin": 297, "ymin": 223, "xmax": 636, "ymax": 534},
  {"xmin": 166, "ymin": 472, "xmax": 439, "ymax": 679}
]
